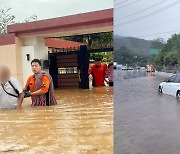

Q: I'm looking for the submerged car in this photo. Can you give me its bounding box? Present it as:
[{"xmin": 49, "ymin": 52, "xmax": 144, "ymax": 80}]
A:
[
  {"xmin": 128, "ymin": 67, "xmax": 134, "ymax": 70},
  {"xmin": 122, "ymin": 66, "xmax": 128, "ymax": 70},
  {"xmin": 158, "ymin": 74, "xmax": 180, "ymax": 100}
]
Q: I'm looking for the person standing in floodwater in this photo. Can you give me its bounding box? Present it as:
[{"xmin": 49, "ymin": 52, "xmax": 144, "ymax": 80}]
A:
[
  {"xmin": 0, "ymin": 66, "xmax": 24, "ymax": 109},
  {"xmin": 88, "ymin": 57, "xmax": 107, "ymax": 87},
  {"xmin": 24, "ymin": 59, "xmax": 57, "ymax": 106},
  {"xmin": 105, "ymin": 63, "xmax": 114, "ymax": 86}
]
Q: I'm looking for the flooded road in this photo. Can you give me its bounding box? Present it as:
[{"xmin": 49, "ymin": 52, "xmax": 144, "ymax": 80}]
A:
[
  {"xmin": 114, "ymin": 70, "xmax": 180, "ymax": 154},
  {"xmin": 0, "ymin": 87, "xmax": 113, "ymax": 153}
]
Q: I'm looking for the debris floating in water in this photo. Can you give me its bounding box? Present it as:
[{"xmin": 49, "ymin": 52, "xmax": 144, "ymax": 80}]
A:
[{"xmin": 0, "ymin": 144, "xmax": 29, "ymax": 152}]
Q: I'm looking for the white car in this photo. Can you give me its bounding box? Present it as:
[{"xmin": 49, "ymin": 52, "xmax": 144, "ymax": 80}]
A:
[
  {"xmin": 122, "ymin": 66, "xmax": 128, "ymax": 70},
  {"xmin": 117, "ymin": 64, "xmax": 123, "ymax": 70},
  {"xmin": 158, "ymin": 74, "xmax": 180, "ymax": 100},
  {"xmin": 141, "ymin": 67, "xmax": 146, "ymax": 70},
  {"xmin": 128, "ymin": 67, "xmax": 134, "ymax": 70}
]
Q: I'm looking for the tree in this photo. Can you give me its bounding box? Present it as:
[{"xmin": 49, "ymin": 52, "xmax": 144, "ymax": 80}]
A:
[
  {"xmin": 63, "ymin": 32, "xmax": 113, "ymax": 63},
  {"xmin": 164, "ymin": 52, "xmax": 178, "ymax": 66},
  {"xmin": 90, "ymin": 52, "xmax": 113, "ymax": 63},
  {"xmin": 155, "ymin": 34, "xmax": 180, "ymax": 67},
  {"xmin": 62, "ymin": 32, "xmax": 113, "ymax": 49},
  {"xmin": 0, "ymin": 8, "xmax": 15, "ymax": 34},
  {"xmin": 150, "ymin": 38, "xmax": 165, "ymax": 49},
  {"xmin": 0, "ymin": 7, "xmax": 37, "ymax": 34},
  {"xmin": 155, "ymin": 51, "xmax": 164, "ymax": 66}
]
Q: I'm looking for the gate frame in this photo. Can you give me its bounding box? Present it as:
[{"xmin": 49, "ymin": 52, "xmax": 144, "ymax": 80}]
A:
[{"xmin": 49, "ymin": 45, "xmax": 113, "ymax": 89}]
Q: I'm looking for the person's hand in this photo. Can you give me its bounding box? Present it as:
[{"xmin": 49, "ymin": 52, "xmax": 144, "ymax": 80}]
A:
[
  {"xmin": 105, "ymin": 79, "xmax": 109, "ymax": 83},
  {"xmin": 16, "ymin": 105, "xmax": 21, "ymax": 109},
  {"xmin": 23, "ymin": 90, "xmax": 31, "ymax": 98},
  {"xmin": 89, "ymin": 74, "xmax": 93, "ymax": 80}
]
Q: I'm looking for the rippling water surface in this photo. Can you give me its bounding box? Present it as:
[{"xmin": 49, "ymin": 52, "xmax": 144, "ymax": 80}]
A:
[
  {"xmin": 0, "ymin": 87, "xmax": 113, "ymax": 153},
  {"xmin": 115, "ymin": 70, "xmax": 180, "ymax": 154}
]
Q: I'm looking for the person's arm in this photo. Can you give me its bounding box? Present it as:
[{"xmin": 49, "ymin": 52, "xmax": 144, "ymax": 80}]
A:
[
  {"xmin": 88, "ymin": 65, "xmax": 93, "ymax": 75},
  {"xmin": 31, "ymin": 89, "xmax": 46, "ymax": 96},
  {"xmin": 104, "ymin": 64, "xmax": 108, "ymax": 82},
  {"xmin": 23, "ymin": 77, "xmax": 32, "ymax": 98},
  {"xmin": 31, "ymin": 76, "xmax": 50, "ymax": 96},
  {"xmin": 12, "ymin": 79, "xmax": 24, "ymax": 109},
  {"xmin": 16, "ymin": 92, "xmax": 24, "ymax": 109}
]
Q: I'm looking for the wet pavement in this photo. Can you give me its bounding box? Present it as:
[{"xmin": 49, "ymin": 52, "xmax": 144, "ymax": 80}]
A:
[
  {"xmin": 114, "ymin": 70, "xmax": 180, "ymax": 154},
  {"xmin": 0, "ymin": 87, "xmax": 113, "ymax": 153}
]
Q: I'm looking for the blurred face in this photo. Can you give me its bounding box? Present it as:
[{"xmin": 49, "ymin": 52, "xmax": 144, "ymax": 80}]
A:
[
  {"xmin": 31, "ymin": 62, "xmax": 41, "ymax": 74},
  {"xmin": 0, "ymin": 70, "xmax": 10, "ymax": 84},
  {"xmin": 95, "ymin": 61, "xmax": 101, "ymax": 67}
]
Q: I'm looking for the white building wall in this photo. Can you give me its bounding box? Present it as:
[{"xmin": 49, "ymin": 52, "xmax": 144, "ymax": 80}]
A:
[
  {"xmin": 21, "ymin": 46, "xmax": 35, "ymax": 85},
  {"xmin": 21, "ymin": 37, "xmax": 48, "ymax": 85},
  {"xmin": 34, "ymin": 37, "xmax": 48, "ymax": 60}
]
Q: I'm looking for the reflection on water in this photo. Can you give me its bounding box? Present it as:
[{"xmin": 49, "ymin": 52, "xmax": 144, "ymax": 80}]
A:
[
  {"xmin": 0, "ymin": 87, "xmax": 113, "ymax": 153},
  {"xmin": 116, "ymin": 70, "xmax": 155, "ymax": 79}
]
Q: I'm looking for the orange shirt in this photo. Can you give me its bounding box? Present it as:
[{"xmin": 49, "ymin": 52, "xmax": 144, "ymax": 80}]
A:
[
  {"xmin": 89, "ymin": 64, "xmax": 107, "ymax": 87},
  {"xmin": 25, "ymin": 75, "xmax": 50, "ymax": 98}
]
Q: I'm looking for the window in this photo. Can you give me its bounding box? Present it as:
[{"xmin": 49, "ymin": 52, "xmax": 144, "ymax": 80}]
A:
[
  {"xmin": 174, "ymin": 75, "xmax": 180, "ymax": 83},
  {"xmin": 58, "ymin": 67, "xmax": 78, "ymax": 74},
  {"xmin": 168, "ymin": 75, "xmax": 177, "ymax": 82}
]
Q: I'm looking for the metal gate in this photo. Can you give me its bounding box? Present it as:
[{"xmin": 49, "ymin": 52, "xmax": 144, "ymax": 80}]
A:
[
  {"xmin": 57, "ymin": 54, "xmax": 79, "ymax": 88},
  {"xmin": 49, "ymin": 45, "xmax": 89, "ymax": 89}
]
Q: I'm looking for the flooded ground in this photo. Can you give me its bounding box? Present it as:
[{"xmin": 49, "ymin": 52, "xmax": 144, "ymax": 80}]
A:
[
  {"xmin": 114, "ymin": 70, "xmax": 180, "ymax": 154},
  {"xmin": 0, "ymin": 86, "xmax": 113, "ymax": 154}
]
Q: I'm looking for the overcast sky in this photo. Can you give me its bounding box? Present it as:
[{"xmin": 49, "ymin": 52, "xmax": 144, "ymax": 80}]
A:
[
  {"xmin": 114, "ymin": 0, "xmax": 180, "ymax": 41},
  {"xmin": 0, "ymin": 0, "xmax": 113, "ymax": 21}
]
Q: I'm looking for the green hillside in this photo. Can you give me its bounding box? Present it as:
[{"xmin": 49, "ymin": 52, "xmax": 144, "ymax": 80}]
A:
[{"xmin": 114, "ymin": 35, "xmax": 164, "ymax": 66}]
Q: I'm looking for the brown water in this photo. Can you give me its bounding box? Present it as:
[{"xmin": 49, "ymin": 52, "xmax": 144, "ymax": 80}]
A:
[{"xmin": 0, "ymin": 87, "xmax": 113, "ymax": 154}]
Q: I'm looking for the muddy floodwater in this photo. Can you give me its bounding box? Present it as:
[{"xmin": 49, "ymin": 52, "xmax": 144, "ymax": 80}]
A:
[{"xmin": 0, "ymin": 87, "xmax": 113, "ymax": 154}]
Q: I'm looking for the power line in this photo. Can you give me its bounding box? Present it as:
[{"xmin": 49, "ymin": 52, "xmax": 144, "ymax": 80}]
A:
[
  {"xmin": 121, "ymin": 17, "xmax": 180, "ymax": 34},
  {"xmin": 115, "ymin": 0, "xmax": 129, "ymax": 6},
  {"xmin": 118, "ymin": 30, "xmax": 180, "ymax": 40},
  {"xmin": 115, "ymin": 0, "xmax": 180, "ymax": 27},
  {"xmin": 114, "ymin": 0, "xmax": 142, "ymax": 9},
  {"xmin": 137, "ymin": 29, "xmax": 180, "ymax": 38},
  {"xmin": 115, "ymin": 0, "xmax": 167, "ymax": 21}
]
